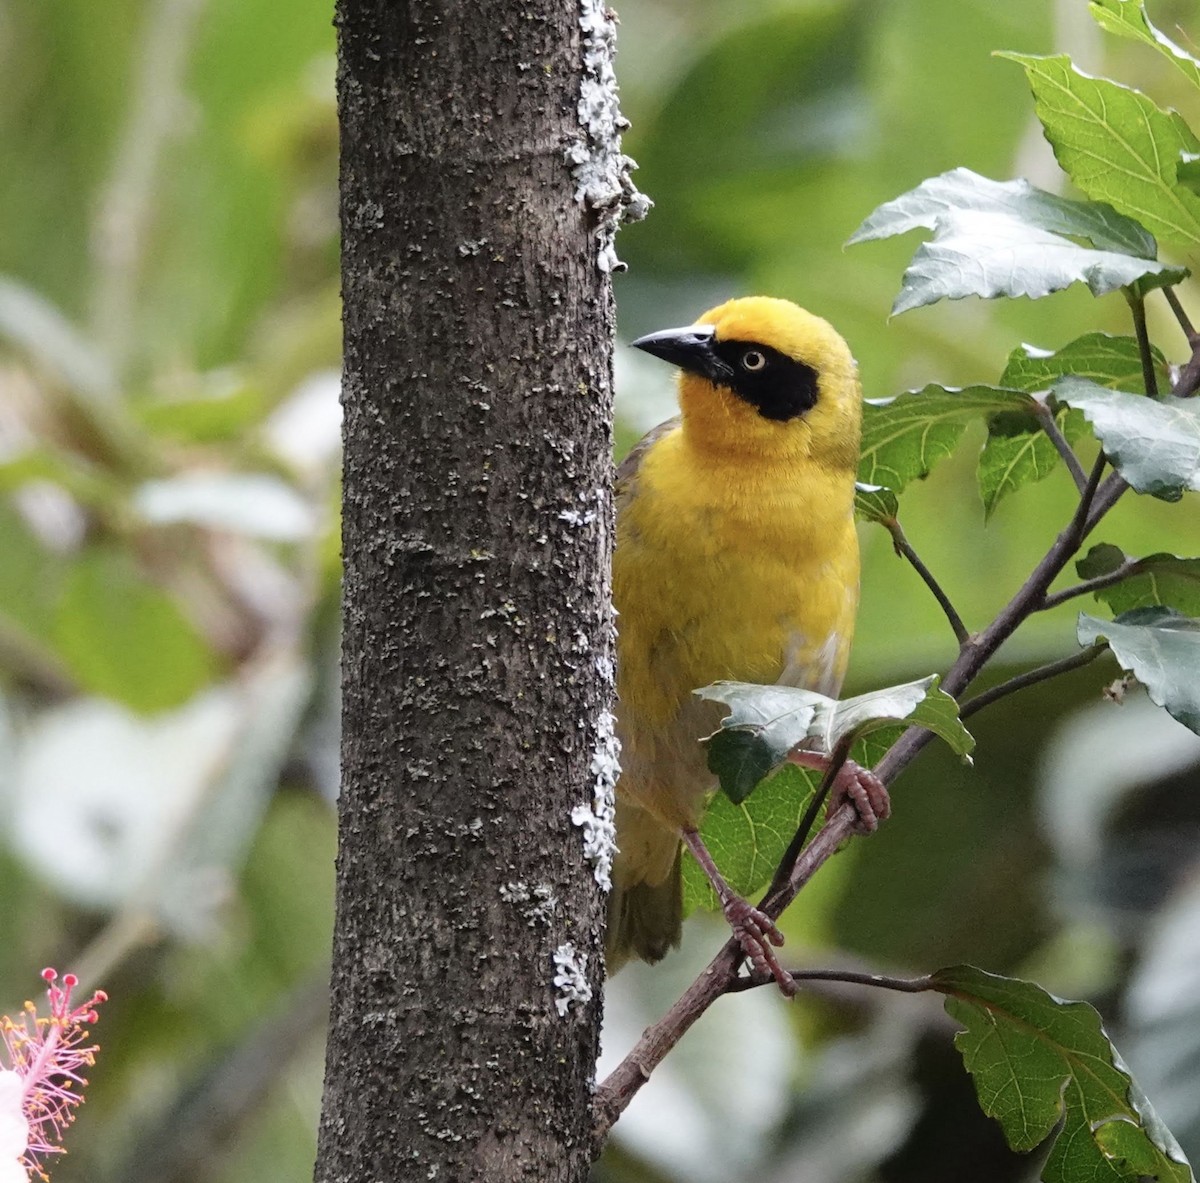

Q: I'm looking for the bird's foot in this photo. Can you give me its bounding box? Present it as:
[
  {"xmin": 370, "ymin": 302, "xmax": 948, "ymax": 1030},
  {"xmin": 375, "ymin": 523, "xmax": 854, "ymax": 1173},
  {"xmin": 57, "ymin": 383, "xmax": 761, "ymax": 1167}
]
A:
[
  {"xmin": 681, "ymin": 827, "xmax": 796, "ymax": 996},
  {"xmin": 828, "ymin": 760, "xmax": 891, "ymax": 834},
  {"xmin": 789, "ymin": 750, "xmax": 891, "ymax": 834},
  {"xmin": 722, "ymin": 895, "xmax": 796, "ymax": 996}
]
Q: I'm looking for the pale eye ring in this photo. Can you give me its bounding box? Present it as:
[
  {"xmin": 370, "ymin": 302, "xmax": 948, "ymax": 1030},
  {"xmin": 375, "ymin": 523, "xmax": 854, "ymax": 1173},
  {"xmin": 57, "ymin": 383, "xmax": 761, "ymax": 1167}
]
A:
[{"xmin": 741, "ymin": 349, "xmax": 767, "ymax": 372}]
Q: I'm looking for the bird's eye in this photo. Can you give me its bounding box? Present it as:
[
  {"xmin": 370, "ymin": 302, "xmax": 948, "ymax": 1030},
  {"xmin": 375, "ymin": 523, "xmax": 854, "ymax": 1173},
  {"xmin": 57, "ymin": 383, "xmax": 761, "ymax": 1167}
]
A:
[{"xmin": 741, "ymin": 350, "xmax": 767, "ymax": 372}]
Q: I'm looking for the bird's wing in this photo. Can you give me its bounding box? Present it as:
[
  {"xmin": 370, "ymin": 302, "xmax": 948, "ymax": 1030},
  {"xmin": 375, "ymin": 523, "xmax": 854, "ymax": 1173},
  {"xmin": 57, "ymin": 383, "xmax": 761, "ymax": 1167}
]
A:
[
  {"xmin": 778, "ymin": 630, "xmax": 846, "ymax": 697},
  {"xmin": 614, "ymin": 416, "xmax": 680, "ymax": 511}
]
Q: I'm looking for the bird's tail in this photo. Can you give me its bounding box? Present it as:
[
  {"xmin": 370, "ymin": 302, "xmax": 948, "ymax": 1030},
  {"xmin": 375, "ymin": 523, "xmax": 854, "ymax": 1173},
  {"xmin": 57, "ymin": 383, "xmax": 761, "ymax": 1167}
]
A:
[{"xmin": 606, "ymin": 823, "xmax": 683, "ymax": 971}]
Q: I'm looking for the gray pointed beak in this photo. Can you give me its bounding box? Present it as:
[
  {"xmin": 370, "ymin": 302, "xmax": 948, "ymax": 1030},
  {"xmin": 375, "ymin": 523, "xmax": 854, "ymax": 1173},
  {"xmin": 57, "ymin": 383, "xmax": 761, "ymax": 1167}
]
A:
[{"xmin": 630, "ymin": 324, "xmax": 725, "ymax": 379}]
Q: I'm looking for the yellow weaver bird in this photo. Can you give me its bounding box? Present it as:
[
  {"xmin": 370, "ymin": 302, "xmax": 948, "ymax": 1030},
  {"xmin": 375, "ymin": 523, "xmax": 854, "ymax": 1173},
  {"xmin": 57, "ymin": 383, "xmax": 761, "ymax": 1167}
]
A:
[{"xmin": 609, "ymin": 296, "xmax": 888, "ymax": 990}]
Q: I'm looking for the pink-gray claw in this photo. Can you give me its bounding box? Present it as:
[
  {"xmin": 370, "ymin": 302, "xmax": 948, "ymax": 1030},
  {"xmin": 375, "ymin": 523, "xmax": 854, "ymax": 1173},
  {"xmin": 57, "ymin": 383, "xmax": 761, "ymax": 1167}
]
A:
[
  {"xmin": 724, "ymin": 897, "xmax": 796, "ymax": 996},
  {"xmin": 830, "ymin": 761, "xmax": 891, "ymax": 833}
]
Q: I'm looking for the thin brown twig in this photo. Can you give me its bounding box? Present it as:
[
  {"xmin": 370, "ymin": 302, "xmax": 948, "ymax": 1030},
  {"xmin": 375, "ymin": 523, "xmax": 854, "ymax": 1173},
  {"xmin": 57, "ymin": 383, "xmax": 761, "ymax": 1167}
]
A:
[
  {"xmin": 884, "ymin": 518, "xmax": 970, "ymax": 646},
  {"xmin": 959, "ymin": 644, "xmax": 1109, "ymax": 721},
  {"xmin": 1127, "ymin": 290, "xmax": 1160, "ymax": 398},
  {"xmin": 1083, "ymin": 470, "xmax": 1127, "ymax": 537},
  {"xmin": 1038, "ymin": 559, "xmax": 1141, "ymax": 611},
  {"xmin": 762, "ymin": 734, "xmax": 854, "ymax": 901},
  {"xmin": 727, "ymin": 966, "xmax": 936, "ymax": 995},
  {"xmin": 1170, "ymin": 340, "xmax": 1200, "ymax": 399},
  {"xmin": 1162, "ymin": 286, "xmax": 1196, "ymax": 343},
  {"xmin": 1033, "ymin": 400, "xmax": 1088, "ymax": 494}
]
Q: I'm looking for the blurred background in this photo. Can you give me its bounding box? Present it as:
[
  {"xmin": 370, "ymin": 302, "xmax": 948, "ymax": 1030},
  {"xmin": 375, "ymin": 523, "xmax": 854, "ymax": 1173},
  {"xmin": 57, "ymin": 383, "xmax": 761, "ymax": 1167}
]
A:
[{"xmin": 2, "ymin": 0, "xmax": 1199, "ymax": 1179}]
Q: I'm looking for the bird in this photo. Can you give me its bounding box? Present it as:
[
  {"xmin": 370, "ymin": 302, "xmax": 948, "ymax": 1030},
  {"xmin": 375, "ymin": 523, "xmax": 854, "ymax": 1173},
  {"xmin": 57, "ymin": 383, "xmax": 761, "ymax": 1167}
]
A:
[{"xmin": 608, "ymin": 295, "xmax": 888, "ymax": 992}]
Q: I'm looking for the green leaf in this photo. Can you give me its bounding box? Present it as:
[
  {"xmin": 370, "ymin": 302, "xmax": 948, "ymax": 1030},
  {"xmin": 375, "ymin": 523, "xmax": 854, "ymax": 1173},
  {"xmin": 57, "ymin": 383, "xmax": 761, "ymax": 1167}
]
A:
[
  {"xmin": 696, "ymin": 675, "xmax": 974, "ymax": 804},
  {"xmin": 933, "ymin": 964, "xmax": 1195, "ymax": 1183},
  {"xmin": 890, "ymin": 210, "xmax": 1182, "ymax": 314},
  {"xmin": 849, "ymin": 170, "xmax": 1182, "ymax": 314},
  {"xmin": 979, "ymin": 333, "xmax": 1166, "ymax": 516},
  {"xmin": 849, "ymin": 167, "xmax": 1157, "ymax": 256},
  {"xmin": 977, "ymin": 407, "xmax": 1086, "ymax": 519},
  {"xmin": 53, "ymin": 549, "xmax": 217, "ymax": 713},
  {"xmin": 681, "ymin": 727, "xmax": 900, "ymax": 912},
  {"xmin": 1078, "ymin": 608, "xmax": 1200, "ymax": 734},
  {"xmin": 0, "ymin": 502, "xmax": 64, "ymax": 643},
  {"xmin": 859, "ymin": 385, "xmax": 1035, "ymax": 492},
  {"xmin": 680, "ymin": 763, "xmax": 820, "ymax": 912},
  {"xmin": 1000, "ymin": 53, "xmax": 1200, "ymax": 250},
  {"xmin": 1077, "ymin": 541, "xmax": 1129, "ymax": 580},
  {"xmin": 1077, "ymin": 544, "xmax": 1200, "ymax": 616},
  {"xmin": 1054, "ymin": 377, "xmax": 1200, "ymax": 500},
  {"xmin": 999, "ymin": 333, "xmax": 1167, "ymax": 393},
  {"xmin": 854, "ymin": 482, "xmax": 899, "ymax": 523},
  {"xmin": 1088, "ymin": 0, "xmax": 1200, "ymax": 90}
]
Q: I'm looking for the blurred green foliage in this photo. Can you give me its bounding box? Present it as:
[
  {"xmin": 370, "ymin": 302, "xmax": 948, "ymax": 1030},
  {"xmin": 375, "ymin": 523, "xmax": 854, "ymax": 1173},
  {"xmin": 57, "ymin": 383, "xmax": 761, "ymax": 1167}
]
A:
[{"xmin": 1, "ymin": 0, "xmax": 1199, "ymax": 1180}]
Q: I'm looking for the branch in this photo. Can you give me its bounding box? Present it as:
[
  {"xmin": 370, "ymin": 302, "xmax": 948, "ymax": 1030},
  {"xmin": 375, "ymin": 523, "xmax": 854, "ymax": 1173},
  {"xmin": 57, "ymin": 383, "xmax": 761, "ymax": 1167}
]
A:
[
  {"xmin": 1083, "ymin": 470, "xmax": 1127, "ymax": 537},
  {"xmin": 1160, "ymin": 287, "xmax": 1200, "ymax": 398},
  {"xmin": 1162, "ymin": 286, "xmax": 1196, "ymax": 343},
  {"xmin": 959, "ymin": 644, "xmax": 1108, "ymax": 722},
  {"xmin": 762, "ymin": 734, "xmax": 853, "ymax": 901},
  {"xmin": 1173, "ymin": 351, "xmax": 1200, "ymax": 399},
  {"xmin": 593, "ymin": 940, "xmax": 740, "ymax": 1143},
  {"xmin": 884, "ymin": 518, "xmax": 970, "ymax": 645},
  {"xmin": 1127, "ymin": 289, "xmax": 1159, "ymax": 398},
  {"xmin": 1038, "ymin": 559, "xmax": 1140, "ymax": 612},
  {"xmin": 728, "ymin": 966, "xmax": 936, "ymax": 996},
  {"xmin": 592, "ymin": 795, "xmax": 870, "ymax": 1144},
  {"xmin": 1033, "ymin": 400, "xmax": 1089, "ymax": 494}
]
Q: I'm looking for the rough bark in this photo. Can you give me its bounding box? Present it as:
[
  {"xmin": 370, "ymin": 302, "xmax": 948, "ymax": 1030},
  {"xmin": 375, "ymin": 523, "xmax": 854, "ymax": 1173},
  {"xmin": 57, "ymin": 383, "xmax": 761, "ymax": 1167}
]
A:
[{"xmin": 316, "ymin": 2, "xmax": 617, "ymax": 1180}]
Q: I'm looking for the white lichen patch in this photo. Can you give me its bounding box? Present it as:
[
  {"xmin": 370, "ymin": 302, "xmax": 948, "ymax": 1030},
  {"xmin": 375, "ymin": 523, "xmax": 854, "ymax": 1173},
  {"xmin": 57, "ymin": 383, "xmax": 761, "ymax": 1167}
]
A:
[
  {"xmin": 558, "ymin": 486, "xmax": 606, "ymax": 529},
  {"xmin": 558, "ymin": 507, "xmax": 597, "ymax": 527},
  {"xmin": 552, "ymin": 942, "xmax": 593, "ymax": 1016},
  {"xmin": 500, "ymin": 880, "xmax": 559, "ymax": 926},
  {"xmin": 571, "ymin": 709, "xmax": 619, "ymax": 890},
  {"xmin": 567, "ymin": 0, "xmax": 652, "ymax": 272}
]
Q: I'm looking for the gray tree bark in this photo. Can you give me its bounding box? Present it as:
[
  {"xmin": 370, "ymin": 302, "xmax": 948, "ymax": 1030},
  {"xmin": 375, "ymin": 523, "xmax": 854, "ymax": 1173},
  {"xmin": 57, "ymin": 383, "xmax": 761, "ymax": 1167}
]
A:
[{"xmin": 314, "ymin": 1, "xmax": 629, "ymax": 1180}]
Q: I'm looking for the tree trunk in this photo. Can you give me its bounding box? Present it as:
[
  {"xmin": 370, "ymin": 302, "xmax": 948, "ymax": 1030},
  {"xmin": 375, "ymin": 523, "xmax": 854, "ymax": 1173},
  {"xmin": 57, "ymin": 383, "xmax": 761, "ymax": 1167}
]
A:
[{"xmin": 316, "ymin": 0, "xmax": 627, "ymax": 1180}]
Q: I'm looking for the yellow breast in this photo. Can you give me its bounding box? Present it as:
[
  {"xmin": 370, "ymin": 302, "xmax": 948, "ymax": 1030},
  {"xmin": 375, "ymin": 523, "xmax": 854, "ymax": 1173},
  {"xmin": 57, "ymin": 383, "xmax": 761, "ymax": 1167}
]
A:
[{"xmin": 614, "ymin": 424, "xmax": 859, "ymax": 827}]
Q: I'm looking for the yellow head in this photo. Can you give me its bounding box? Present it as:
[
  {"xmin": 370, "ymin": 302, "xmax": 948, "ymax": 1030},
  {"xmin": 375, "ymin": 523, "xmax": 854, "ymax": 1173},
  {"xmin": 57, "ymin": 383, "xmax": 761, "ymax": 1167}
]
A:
[{"xmin": 632, "ymin": 296, "xmax": 861, "ymax": 470}]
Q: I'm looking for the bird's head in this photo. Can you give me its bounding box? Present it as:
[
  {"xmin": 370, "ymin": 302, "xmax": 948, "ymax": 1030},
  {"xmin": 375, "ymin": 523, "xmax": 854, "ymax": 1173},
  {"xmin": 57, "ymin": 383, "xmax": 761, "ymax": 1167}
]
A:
[{"xmin": 632, "ymin": 296, "xmax": 861, "ymax": 470}]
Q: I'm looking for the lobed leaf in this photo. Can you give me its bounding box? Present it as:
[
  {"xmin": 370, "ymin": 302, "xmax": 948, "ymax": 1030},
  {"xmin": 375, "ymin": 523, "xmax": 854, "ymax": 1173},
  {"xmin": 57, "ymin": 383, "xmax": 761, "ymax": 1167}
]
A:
[
  {"xmin": 696, "ymin": 675, "xmax": 973, "ymax": 805},
  {"xmin": 1001, "ymin": 53, "xmax": 1200, "ymax": 250},
  {"xmin": 999, "ymin": 333, "xmax": 1167, "ymax": 393},
  {"xmin": 893, "ymin": 210, "xmax": 1181, "ymax": 315},
  {"xmin": 848, "ymin": 169, "xmax": 1182, "ymax": 314},
  {"xmin": 979, "ymin": 333, "xmax": 1165, "ymax": 515},
  {"xmin": 1078, "ymin": 608, "xmax": 1200, "ymax": 734},
  {"xmin": 859, "ymin": 385, "xmax": 1035, "ymax": 492},
  {"xmin": 934, "ymin": 964, "xmax": 1195, "ymax": 1183},
  {"xmin": 682, "ymin": 729, "xmax": 901, "ymax": 912},
  {"xmin": 977, "ymin": 407, "xmax": 1086, "ymax": 519},
  {"xmin": 849, "ymin": 167, "xmax": 1157, "ymax": 256},
  {"xmin": 1054, "ymin": 378, "xmax": 1200, "ymax": 501},
  {"xmin": 853, "ymin": 482, "xmax": 899, "ymax": 524},
  {"xmin": 681, "ymin": 763, "xmax": 820, "ymax": 912},
  {"xmin": 1088, "ymin": 0, "xmax": 1200, "ymax": 90},
  {"xmin": 1077, "ymin": 543, "xmax": 1200, "ymax": 616}
]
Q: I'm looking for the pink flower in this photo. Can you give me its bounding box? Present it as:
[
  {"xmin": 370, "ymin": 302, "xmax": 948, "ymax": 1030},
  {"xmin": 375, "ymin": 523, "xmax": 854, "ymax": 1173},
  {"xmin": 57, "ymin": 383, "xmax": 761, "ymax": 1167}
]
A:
[{"xmin": 0, "ymin": 970, "xmax": 105, "ymax": 1182}]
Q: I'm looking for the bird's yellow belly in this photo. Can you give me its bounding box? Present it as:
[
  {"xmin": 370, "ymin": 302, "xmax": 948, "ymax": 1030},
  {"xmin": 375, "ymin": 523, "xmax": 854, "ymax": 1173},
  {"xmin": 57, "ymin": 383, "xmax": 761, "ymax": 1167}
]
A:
[{"xmin": 614, "ymin": 450, "xmax": 858, "ymax": 832}]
